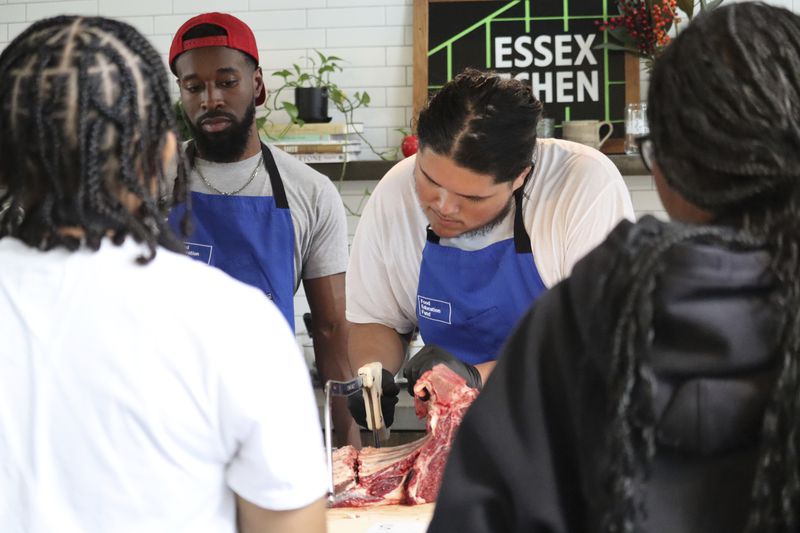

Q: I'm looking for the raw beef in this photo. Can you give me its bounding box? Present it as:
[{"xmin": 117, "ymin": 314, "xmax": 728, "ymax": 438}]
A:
[
  {"xmin": 331, "ymin": 364, "xmax": 478, "ymax": 507},
  {"xmin": 332, "ymin": 445, "xmax": 358, "ymax": 495},
  {"xmin": 332, "ymin": 437, "xmax": 427, "ymax": 507},
  {"xmin": 406, "ymin": 363, "xmax": 478, "ymax": 503}
]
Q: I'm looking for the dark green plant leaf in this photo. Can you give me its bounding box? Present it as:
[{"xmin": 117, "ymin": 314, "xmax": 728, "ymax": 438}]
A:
[
  {"xmin": 329, "ymin": 87, "xmax": 345, "ymax": 104},
  {"xmin": 608, "ymin": 26, "xmax": 636, "ymax": 46},
  {"xmin": 676, "ymin": 0, "xmax": 694, "ymax": 18},
  {"xmin": 282, "ymin": 101, "xmax": 299, "ymax": 121},
  {"xmin": 594, "ymin": 41, "xmax": 640, "ymax": 54}
]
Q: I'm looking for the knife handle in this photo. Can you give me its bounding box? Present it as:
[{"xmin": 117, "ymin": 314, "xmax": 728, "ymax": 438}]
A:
[{"xmin": 358, "ymin": 362, "xmax": 385, "ymax": 432}]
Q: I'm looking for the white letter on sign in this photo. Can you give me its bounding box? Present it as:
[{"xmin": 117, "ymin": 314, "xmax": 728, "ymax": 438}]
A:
[
  {"xmin": 556, "ymin": 71, "xmax": 574, "ymax": 103},
  {"xmin": 577, "ymin": 71, "xmax": 599, "ymax": 102},
  {"xmin": 533, "ymin": 35, "xmax": 553, "ymax": 67},
  {"xmin": 554, "ymin": 35, "xmax": 572, "ymax": 66},
  {"xmin": 495, "ymin": 36, "xmax": 513, "ymax": 68},
  {"xmin": 574, "ymin": 34, "xmax": 597, "ymax": 65},
  {"xmin": 514, "ymin": 35, "xmax": 533, "ymax": 68},
  {"xmin": 531, "ymin": 71, "xmax": 552, "ymax": 103}
]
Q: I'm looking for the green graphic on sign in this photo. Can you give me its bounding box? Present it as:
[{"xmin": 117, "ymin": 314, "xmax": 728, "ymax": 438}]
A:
[{"xmin": 428, "ymin": 0, "xmax": 627, "ymax": 138}]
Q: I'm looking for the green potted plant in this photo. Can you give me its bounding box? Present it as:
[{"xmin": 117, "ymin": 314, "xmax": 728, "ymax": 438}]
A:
[
  {"xmin": 259, "ymin": 50, "xmax": 400, "ymax": 164},
  {"xmin": 264, "ymin": 50, "xmax": 369, "ymax": 127},
  {"xmin": 272, "ymin": 51, "xmax": 337, "ymax": 123}
]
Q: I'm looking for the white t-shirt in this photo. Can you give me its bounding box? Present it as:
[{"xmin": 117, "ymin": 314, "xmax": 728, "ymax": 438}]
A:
[
  {"xmin": 0, "ymin": 237, "xmax": 327, "ymax": 533},
  {"xmin": 182, "ymin": 144, "xmax": 348, "ymax": 290},
  {"xmin": 346, "ymin": 138, "xmax": 635, "ymax": 334}
]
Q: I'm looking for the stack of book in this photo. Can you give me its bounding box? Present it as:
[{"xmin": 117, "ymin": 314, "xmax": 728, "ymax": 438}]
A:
[{"xmin": 262, "ymin": 122, "xmax": 363, "ymax": 163}]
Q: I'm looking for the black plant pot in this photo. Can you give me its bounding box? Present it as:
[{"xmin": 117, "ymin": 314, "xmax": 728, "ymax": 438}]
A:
[{"xmin": 295, "ymin": 87, "xmax": 332, "ymax": 123}]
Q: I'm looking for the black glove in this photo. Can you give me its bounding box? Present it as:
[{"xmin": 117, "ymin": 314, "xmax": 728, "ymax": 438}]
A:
[
  {"xmin": 403, "ymin": 344, "xmax": 482, "ymax": 400},
  {"xmin": 347, "ymin": 368, "xmax": 400, "ymax": 429}
]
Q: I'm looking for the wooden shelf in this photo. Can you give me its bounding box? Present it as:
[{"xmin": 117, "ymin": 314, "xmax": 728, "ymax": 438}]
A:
[{"xmin": 309, "ymin": 154, "xmax": 649, "ymax": 182}]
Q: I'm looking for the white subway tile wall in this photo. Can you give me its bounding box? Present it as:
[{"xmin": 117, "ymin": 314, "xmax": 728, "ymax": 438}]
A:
[
  {"xmin": 0, "ymin": 4, "xmax": 26, "ymax": 21},
  {"xmin": 6, "ymin": 0, "xmax": 794, "ymax": 347}
]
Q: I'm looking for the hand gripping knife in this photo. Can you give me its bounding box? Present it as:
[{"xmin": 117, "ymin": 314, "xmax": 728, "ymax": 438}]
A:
[
  {"xmin": 323, "ymin": 362, "xmax": 389, "ymax": 503},
  {"xmin": 358, "ymin": 362, "xmax": 390, "ymax": 448}
]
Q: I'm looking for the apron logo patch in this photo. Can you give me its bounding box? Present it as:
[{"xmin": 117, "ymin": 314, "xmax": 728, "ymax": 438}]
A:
[
  {"xmin": 418, "ymin": 296, "xmax": 452, "ymax": 325},
  {"xmin": 185, "ymin": 242, "xmax": 213, "ymax": 265}
]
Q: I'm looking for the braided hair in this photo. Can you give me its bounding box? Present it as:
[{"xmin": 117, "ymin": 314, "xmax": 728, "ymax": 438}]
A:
[
  {"xmin": 598, "ymin": 3, "xmax": 800, "ymax": 532},
  {"xmin": 416, "ymin": 68, "xmax": 542, "ymax": 184},
  {"xmin": 0, "ymin": 16, "xmax": 187, "ymax": 263}
]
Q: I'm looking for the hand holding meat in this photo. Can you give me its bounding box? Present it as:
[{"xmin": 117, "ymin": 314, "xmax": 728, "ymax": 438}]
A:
[
  {"xmin": 348, "ymin": 368, "xmax": 400, "ymax": 428},
  {"xmin": 333, "ymin": 364, "xmax": 480, "ymax": 506},
  {"xmin": 403, "ymin": 345, "xmax": 482, "ymax": 399}
]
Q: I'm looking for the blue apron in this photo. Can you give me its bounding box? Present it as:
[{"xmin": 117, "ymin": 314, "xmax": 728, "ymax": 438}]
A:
[
  {"xmin": 168, "ymin": 142, "xmax": 296, "ymax": 328},
  {"xmin": 415, "ymin": 188, "xmax": 546, "ymax": 365}
]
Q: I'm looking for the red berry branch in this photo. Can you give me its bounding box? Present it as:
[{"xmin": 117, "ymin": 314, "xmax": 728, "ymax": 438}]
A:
[
  {"xmin": 595, "ymin": 0, "xmax": 680, "ymax": 69},
  {"xmin": 594, "ymin": 0, "xmax": 724, "ymax": 70}
]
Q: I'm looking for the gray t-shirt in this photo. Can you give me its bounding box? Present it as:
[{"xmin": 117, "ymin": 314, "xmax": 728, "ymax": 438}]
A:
[{"xmin": 181, "ymin": 144, "xmax": 348, "ymax": 291}]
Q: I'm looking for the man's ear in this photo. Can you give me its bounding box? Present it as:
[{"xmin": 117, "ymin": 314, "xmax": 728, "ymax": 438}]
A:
[
  {"xmin": 510, "ymin": 165, "xmax": 531, "ymax": 192},
  {"xmin": 254, "ymin": 66, "xmax": 264, "ymax": 97}
]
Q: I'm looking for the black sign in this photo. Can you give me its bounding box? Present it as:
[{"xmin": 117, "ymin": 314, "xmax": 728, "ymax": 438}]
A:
[{"xmin": 427, "ymin": 0, "xmax": 632, "ymax": 140}]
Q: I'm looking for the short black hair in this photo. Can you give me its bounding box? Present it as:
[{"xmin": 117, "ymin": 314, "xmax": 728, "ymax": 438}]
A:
[{"xmin": 416, "ymin": 68, "xmax": 542, "ymax": 184}]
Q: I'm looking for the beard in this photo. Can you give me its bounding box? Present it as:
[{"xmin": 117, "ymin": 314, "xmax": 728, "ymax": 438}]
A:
[
  {"xmin": 458, "ymin": 194, "xmax": 515, "ymax": 239},
  {"xmin": 188, "ymin": 103, "xmax": 256, "ymax": 163}
]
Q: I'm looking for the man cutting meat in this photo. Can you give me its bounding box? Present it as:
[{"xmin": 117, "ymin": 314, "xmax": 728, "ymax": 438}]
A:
[{"xmin": 346, "ymin": 68, "xmax": 634, "ymax": 430}]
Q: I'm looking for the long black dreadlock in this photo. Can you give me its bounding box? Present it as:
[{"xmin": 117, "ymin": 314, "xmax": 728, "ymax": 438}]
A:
[
  {"xmin": 0, "ymin": 16, "xmax": 188, "ymax": 263},
  {"xmin": 598, "ymin": 3, "xmax": 800, "ymax": 532}
]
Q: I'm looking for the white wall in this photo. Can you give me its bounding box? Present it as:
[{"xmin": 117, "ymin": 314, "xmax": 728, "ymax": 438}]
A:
[{"xmin": 0, "ymin": 0, "xmax": 416, "ymax": 158}]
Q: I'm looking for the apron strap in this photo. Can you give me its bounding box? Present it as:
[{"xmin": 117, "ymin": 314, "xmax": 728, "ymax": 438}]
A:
[
  {"xmin": 425, "ymin": 181, "xmax": 533, "ymax": 253},
  {"xmin": 512, "ymin": 187, "xmax": 532, "ymax": 253},
  {"xmin": 260, "ymin": 142, "xmax": 289, "ymax": 210},
  {"xmin": 426, "ymin": 226, "xmax": 440, "ymax": 244}
]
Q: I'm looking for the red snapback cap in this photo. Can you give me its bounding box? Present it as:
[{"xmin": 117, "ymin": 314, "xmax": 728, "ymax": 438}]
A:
[{"xmin": 169, "ymin": 12, "xmax": 266, "ymax": 105}]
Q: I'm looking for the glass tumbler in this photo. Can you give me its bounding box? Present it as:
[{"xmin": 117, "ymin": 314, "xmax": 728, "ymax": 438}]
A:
[
  {"xmin": 536, "ymin": 117, "xmax": 555, "ymax": 138},
  {"xmin": 624, "ymin": 103, "xmax": 649, "ymax": 155}
]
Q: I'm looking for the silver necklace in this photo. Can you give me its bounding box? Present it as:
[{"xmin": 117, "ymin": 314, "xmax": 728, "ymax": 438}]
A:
[{"xmin": 194, "ymin": 154, "xmax": 263, "ymax": 196}]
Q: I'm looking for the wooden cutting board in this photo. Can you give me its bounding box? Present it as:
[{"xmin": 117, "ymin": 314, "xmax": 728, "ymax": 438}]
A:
[{"xmin": 327, "ymin": 503, "xmax": 435, "ymax": 533}]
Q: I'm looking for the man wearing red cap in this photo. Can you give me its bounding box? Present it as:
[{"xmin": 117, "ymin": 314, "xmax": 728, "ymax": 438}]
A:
[{"xmin": 168, "ymin": 13, "xmax": 359, "ymax": 447}]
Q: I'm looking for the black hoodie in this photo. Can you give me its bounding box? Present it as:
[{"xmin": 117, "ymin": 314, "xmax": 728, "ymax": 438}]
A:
[{"xmin": 428, "ymin": 216, "xmax": 781, "ymax": 533}]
